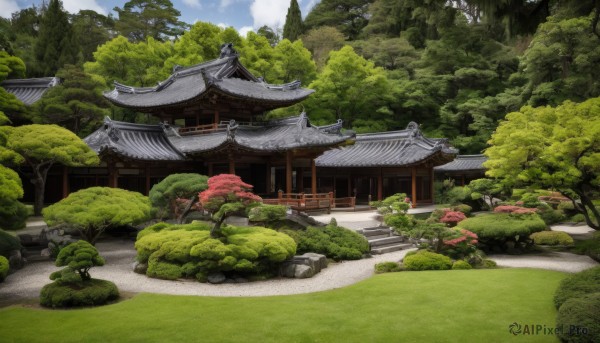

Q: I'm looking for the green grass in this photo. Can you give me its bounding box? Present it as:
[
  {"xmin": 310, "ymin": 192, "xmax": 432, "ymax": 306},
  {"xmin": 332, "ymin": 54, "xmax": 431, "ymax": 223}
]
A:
[{"xmin": 0, "ymin": 269, "xmax": 565, "ymax": 342}]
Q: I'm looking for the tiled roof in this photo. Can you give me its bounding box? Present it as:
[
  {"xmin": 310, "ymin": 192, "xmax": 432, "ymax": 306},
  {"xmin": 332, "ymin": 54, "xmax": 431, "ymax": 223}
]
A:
[
  {"xmin": 83, "ymin": 114, "xmax": 352, "ymax": 161},
  {"xmin": 104, "ymin": 54, "xmax": 313, "ymax": 110},
  {"xmin": 168, "ymin": 113, "xmax": 352, "ymax": 154},
  {"xmin": 315, "ymin": 122, "xmax": 458, "ymax": 168},
  {"xmin": 84, "ymin": 118, "xmax": 185, "ymax": 161},
  {"xmin": 434, "ymin": 154, "xmax": 487, "ymax": 172},
  {"xmin": 0, "ymin": 77, "xmax": 59, "ymax": 105}
]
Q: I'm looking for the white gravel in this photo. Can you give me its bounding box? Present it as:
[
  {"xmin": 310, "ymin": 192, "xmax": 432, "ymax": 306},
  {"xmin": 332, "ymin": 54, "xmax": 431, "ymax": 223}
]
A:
[
  {"xmin": 490, "ymin": 251, "xmax": 597, "ymax": 273},
  {"xmin": 0, "ymin": 239, "xmax": 417, "ymax": 301}
]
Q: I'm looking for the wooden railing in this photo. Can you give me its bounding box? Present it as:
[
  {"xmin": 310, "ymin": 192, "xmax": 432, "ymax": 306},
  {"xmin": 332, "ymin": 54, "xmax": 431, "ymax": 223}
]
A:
[
  {"xmin": 263, "ymin": 191, "xmax": 356, "ymax": 213},
  {"xmin": 178, "ymin": 123, "xmax": 228, "ymax": 135}
]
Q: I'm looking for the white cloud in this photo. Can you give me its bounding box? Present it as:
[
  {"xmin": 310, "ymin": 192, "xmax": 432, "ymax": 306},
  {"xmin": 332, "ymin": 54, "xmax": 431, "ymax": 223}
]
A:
[
  {"xmin": 250, "ymin": 0, "xmax": 289, "ymax": 29},
  {"xmin": 62, "ymin": 0, "xmax": 106, "ymax": 15},
  {"xmin": 0, "ymin": 0, "xmax": 20, "ymax": 19},
  {"xmin": 238, "ymin": 26, "xmax": 254, "ymax": 37},
  {"xmin": 220, "ymin": 0, "xmax": 234, "ymax": 10},
  {"xmin": 183, "ymin": 0, "xmax": 202, "ymax": 9},
  {"xmin": 217, "ymin": 22, "xmax": 229, "ymax": 29}
]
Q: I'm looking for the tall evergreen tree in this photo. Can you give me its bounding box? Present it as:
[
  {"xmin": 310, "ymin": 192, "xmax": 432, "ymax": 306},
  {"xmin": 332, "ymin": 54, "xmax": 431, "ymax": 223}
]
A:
[
  {"xmin": 282, "ymin": 0, "xmax": 303, "ymax": 41},
  {"xmin": 114, "ymin": 0, "xmax": 188, "ymax": 42},
  {"xmin": 33, "ymin": 0, "xmax": 79, "ymax": 76}
]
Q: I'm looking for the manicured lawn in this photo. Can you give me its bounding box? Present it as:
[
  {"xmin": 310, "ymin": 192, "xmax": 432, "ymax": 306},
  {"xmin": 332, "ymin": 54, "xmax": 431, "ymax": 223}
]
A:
[{"xmin": 0, "ymin": 269, "xmax": 564, "ymax": 342}]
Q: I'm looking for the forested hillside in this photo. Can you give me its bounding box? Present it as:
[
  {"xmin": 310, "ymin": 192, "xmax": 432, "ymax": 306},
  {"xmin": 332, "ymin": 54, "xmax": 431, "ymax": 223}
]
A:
[{"xmin": 1, "ymin": 0, "xmax": 599, "ymax": 154}]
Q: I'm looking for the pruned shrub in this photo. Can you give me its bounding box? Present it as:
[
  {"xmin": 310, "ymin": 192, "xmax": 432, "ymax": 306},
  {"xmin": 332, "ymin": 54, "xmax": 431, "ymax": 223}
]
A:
[
  {"xmin": 247, "ymin": 204, "xmax": 287, "ymax": 224},
  {"xmin": 452, "ymin": 260, "xmax": 472, "ymax": 270},
  {"xmin": 556, "ymin": 292, "xmax": 600, "ymax": 343},
  {"xmin": 0, "ymin": 255, "xmax": 8, "ymax": 282},
  {"xmin": 554, "ymin": 266, "xmax": 600, "ymax": 309},
  {"xmin": 375, "ymin": 261, "xmax": 402, "ymax": 273},
  {"xmin": 482, "ymin": 259, "xmax": 497, "ymax": 268},
  {"xmin": 40, "ymin": 279, "xmax": 119, "ymax": 308},
  {"xmin": 0, "ymin": 198, "xmax": 28, "ymax": 231},
  {"xmin": 290, "ymin": 223, "xmax": 369, "ymax": 261},
  {"xmin": 530, "ymin": 231, "xmax": 574, "ymax": 246},
  {"xmin": 458, "ymin": 213, "xmax": 546, "ymax": 252},
  {"xmin": 135, "ymin": 222, "xmax": 296, "ymax": 281},
  {"xmin": 403, "ymin": 250, "xmax": 452, "ymax": 271},
  {"xmin": 0, "ymin": 229, "xmax": 21, "ymax": 258}
]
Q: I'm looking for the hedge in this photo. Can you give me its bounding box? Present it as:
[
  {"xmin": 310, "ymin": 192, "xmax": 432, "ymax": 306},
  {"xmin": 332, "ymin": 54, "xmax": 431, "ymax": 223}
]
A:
[
  {"xmin": 554, "ymin": 266, "xmax": 600, "ymax": 309},
  {"xmin": 0, "ymin": 255, "xmax": 8, "ymax": 282},
  {"xmin": 530, "ymin": 231, "xmax": 574, "ymax": 246},
  {"xmin": 556, "ymin": 292, "xmax": 600, "ymax": 343},
  {"xmin": 452, "ymin": 260, "xmax": 472, "ymax": 270},
  {"xmin": 287, "ymin": 223, "xmax": 369, "ymax": 261},
  {"xmin": 40, "ymin": 279, "xmax": 119, "ymax": 308},
  {"xmin": 403, "ymin": 250, "xmax": 452, "ymax": 271},
  {"xmin": 375, "ymin": 262, "xmax": 402, "ymax": 273},
  {"xmin": 135, "ymin": 221, "xmax": 296, "ymax": 280}
]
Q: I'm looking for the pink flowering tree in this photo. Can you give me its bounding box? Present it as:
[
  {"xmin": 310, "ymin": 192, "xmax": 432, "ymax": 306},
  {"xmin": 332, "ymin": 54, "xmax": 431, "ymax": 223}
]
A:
[
  {"xmin": 440, "ymin": 210, "xmax": 466, "ymax": 227},
  {"xmin": 199, "ymin": 174, "xmax": 262, "ymax": 237},
  {"xmin": 443, "ymin": 228, "xmax": 478, "ymax": 259}
]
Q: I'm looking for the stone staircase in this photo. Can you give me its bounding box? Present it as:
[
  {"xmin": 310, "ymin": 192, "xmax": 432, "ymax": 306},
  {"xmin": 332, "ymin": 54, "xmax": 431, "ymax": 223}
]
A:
[{"xmin": 357, "ymin": 226, "xmax": 413, "ymax": 254}]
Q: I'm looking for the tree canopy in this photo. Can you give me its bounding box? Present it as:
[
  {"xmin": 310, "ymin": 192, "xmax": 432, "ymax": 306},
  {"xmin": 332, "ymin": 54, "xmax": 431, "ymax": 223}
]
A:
[
  {"xmin": 7, "ymin": 124, "xmax": 99, "ymax": 215},
  {"xmin": 149, "ymin": 173, "xmax": 209, "ymax": 223},
  {"xmin": 283, "ymin": 0, "xmax": 303, "ymax": 42},
  {"xmin": 485, "ymin": 97, "xmax": 600, "ymax": 230},
  {"xmin": 44, "ymin": 187, "xmax": 152, "ymax": 244},
  {"xmin": 113, "ymin": 0, "xmax": 188, "ymax": 42}
]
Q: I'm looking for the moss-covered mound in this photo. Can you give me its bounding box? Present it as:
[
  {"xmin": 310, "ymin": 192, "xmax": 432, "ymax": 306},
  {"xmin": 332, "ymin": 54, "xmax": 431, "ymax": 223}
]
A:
[
  {"xmin": 40, "ymin": 279, "xmax": 119, "ymax": 308},
  {"xmin": 135, "ymin": 221, "xmax": 297, "ymax": 281}
]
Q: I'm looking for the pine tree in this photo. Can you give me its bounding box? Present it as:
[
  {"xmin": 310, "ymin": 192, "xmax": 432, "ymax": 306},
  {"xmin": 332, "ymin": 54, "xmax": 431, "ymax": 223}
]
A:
[
  {"xmin": 282, "ymin": 0, "xmax": 303, "ymax": 41},
  {"xmin": 34, "ymin": 0, "xmax": 79, "ymax": 76}
]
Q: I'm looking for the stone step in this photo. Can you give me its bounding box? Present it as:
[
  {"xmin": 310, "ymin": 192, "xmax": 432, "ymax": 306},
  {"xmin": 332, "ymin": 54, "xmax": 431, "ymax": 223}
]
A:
[
  {"xmin": 361, "ymin": 229, "xmax": 392, "ymax": 237},
  {"xmin": 369, "ymin": 236, "xmax": 404, "ymax": 247},
  {"xmin": 365, "ymin": 234, "xmax": 391, "ymax": 241},
  {"xmin": 371, "ymin": 243, "xmax": 413, "ymax": 255}
]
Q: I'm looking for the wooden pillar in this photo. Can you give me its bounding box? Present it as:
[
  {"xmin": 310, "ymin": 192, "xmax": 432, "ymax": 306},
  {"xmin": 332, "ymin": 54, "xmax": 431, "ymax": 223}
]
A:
[
  {"xmin": 411, "ymin": 166, "xmax": 417, "ymax": 208},
  {"xmin": 266, "ymin": 162, "xmax": 272, "ymax": 194},
  {"xmin": 214, "ymin": 110, "xmax": 220, "ymax": 129},
  {"xmin": 286, "ymin": 151, "xmax": 292, "ymax": 194},
  {"xmin": 145, "ymin": 167, "xmax": 151, "ymax": 196},
  {"xmin": 62, "ymin": 166, "xmax": 69, "ymax": 199},
  {"xmin": 311, "ymin": 159, "xmax": 317, "ymax": 195},
  {"xmin": 108, "ymin": 162, "xmax": 118, "ymax": 188},
  {"xmin": 377, "ymin": 168, "xmax": 383, "ymax": 201},
  {"xmin": 228, "ymin": 155, "xmax": 235, "ymax": 175},
  {"xmin": 430, "ymin": 166, "xmax": 435, "ymax": 204}
]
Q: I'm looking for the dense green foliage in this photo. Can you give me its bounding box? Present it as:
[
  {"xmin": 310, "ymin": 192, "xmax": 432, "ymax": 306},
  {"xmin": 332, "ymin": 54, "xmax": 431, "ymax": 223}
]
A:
[
  {"xmin": 0, "ymin": 269, "xmax": 565, "ymax": 342},
  {"xmin": 403, "ymin": 250, "xmax": 452, "ymax": 271},
  {"xmin": 7, "ymin": 124, "xmax": 99, "ymax": 215},
  {"xmin": 51, "ymin": 241, "xmax": 105, "ymax": 282},
  {"xmin": 31, "ymin": 65, "xmax": 111, "ymax": 137},
  {"xmin": 486, "ymin": 97, "xmax": 600, "ymax": 230},
  {"xmin": 135, "ymin": 221, "xmax": 296, "ymax": 280},
  {"xmin": 452, "ymin": 260, "xmax": 472, "ymax": 270},
  {"xmin": 0, "ymin": 255, "xmax": 8, "ymax": 282},
  {"xmin": 556, "ymin": 292, "xmax": 600, "ymax": 343},
  {"xmin": 40, "ymin": 278, "xmax": 119, "ymax": 308},
  {"xmin": 374, "ymin": 261, "xmax": 402, "ymax": 273},
  {"xmin": 0, "ymin": 229, "xmax": 21, "ymax": 258},
  {"xmin": 459, "ymin": 213, "xmax": 546, "ymax": 239},
  {"xmin": 286, "ymin": 222, "xmax": 369, "ymax": 260},
  {"xmin": 554, "ymin": 266, "xmax": 600, "ymax": 309},
  {"xmin": 43, "ymin": 187, "xmax": 151, "ymax": 244},
  {"xmin": 113, "ymin": 0, "xmax": 188, "ymax": 42},
  {"xmin": 283, "ymin": 0, "xmax": 303, "ymax": 42},
  {"xmin": 247, "ymin": 204, "xmax": 287, "ymax": 225},
  {"xmin": 530, "ymin": 231, "xmax": 574, "ymax": 246},
  {"xmin": 148, "ymin": 173, "xmax": 208, "ymax": 223}
]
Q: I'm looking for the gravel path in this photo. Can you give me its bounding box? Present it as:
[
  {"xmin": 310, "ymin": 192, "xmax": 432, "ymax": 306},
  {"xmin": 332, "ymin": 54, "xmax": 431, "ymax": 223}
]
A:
[
  {"xmin": 0, "ymin": 239, "xmax": 417, "ymax": 301},
  {"xmin": 490, "ymin": 252, "xmax": 597, "ymax": 273}
]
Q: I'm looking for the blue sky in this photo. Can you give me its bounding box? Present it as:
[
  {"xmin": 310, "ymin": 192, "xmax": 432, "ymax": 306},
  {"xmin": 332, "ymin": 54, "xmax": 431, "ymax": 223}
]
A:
[{"xmin": 0, "ymin": 0, "xmax": 319, "ymax": 35}]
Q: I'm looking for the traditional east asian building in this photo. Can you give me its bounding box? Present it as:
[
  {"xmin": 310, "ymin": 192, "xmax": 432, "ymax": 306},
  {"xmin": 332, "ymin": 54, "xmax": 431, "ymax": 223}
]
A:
[
  {"xmin": 12, "ymin": 44, "xmax": 459, "ymax": 207},
  {"xmin": 0, "ymin": 77, "xmax": 60, "ymax": 106},
  {"xmin": 434, "ymin": 154, "xmax": 488, "ymax": 186}
]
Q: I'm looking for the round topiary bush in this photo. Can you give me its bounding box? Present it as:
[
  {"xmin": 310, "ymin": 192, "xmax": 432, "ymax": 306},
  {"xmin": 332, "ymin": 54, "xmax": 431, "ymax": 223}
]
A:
[
  {"xmin": 40, "ymin": 279, "xmax": 119, "ymax": 308},
  {"xmin": 0, "ymin": 229, "xmax": 21, "ymax": 259},
  {"xmin": 0, "ymin": 255, "xmax": 9, "ymax": 282},
  {"xmin": 452, "ymin": 260, "xmax": 472, "ymax": 270},
  {"xmin": 375, "ymin": 262, "xmax": 402, "ymax": 274},
  {"xmin": 482, "ymin": 259, "xmax": 497, "ymax": 268},
  {"xmin": 556, "ymin": 292, "xmax": 600, "ymax": 343},
  {"xmin": 554, "ymin": 266, "xmax": 600, "ymax": 309},
  {"xmin": 530, "ymin": 231, "xmax": 574, "ymax": 246},
  {"xmin": 403, "ymin": 250, "xmax": 452, "ymax": 271},
  {"xmin": 135, "ymin": 221, "xmax": 297, "ymax": 281}
]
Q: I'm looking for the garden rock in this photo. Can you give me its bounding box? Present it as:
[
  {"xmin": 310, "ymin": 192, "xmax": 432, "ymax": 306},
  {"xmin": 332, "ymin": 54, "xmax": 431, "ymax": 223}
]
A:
[
  {"xmin": 294, "ymin": 264, "xmax": 315, "ymax": 278},
  {"xmin": 132, "ymin": 261, "xmax": 148, "ymax": 274},
  {"xmin": 9, "ymin": 250, "xmax": 25, "ymax": 270},
  {"xmin": 280, "ymin": 262, "xmax": 297, "ymax": 278},
  {"xmin": 224, "ymin": 216, "xmax": 249, "ymax": 226},
  {"xmin": 40, "ymin": 248, "xmax": 51, "ymax": 258},
  {"xmin": 207, "ymin": 272, "xmax": 226, "ymax": 284}
]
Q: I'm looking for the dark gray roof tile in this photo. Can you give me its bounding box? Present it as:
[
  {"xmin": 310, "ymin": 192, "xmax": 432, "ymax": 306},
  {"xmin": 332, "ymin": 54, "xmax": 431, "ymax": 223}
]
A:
[
  {"xmin": 0, "ymin": 77, "xmax": 59, "ymax": 105},
  {"xmin": 434, "ymin": 155, "xmax": 487, "ymax": 172},
  {"xmin": 316, "ymin": 122, "xmax": 458, "ymax": 168}
]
